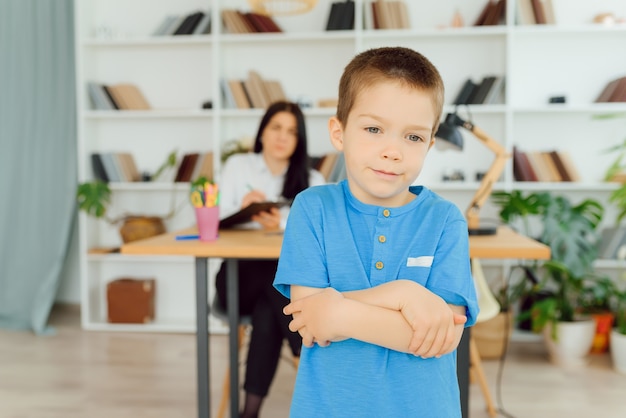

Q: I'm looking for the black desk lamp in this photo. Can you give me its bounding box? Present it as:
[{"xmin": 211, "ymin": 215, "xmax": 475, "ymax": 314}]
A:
[{"xmin": 435, "ymin": 112, "xmax": 510, "ymax": 235}]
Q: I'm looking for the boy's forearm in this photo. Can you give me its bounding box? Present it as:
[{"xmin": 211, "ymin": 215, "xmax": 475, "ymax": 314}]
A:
[
  {"xmin": 336, "ymin": 297, "xmax": 414, "ymax": 352},
  {"xmin": 343, "ymin": 279, "xmax": 418, "ymax": 309}
]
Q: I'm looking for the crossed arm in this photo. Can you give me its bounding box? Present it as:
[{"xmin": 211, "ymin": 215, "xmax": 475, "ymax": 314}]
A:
[{"xmin": 284, "ymin": 280, "xmax": 467, "ymax": 358}]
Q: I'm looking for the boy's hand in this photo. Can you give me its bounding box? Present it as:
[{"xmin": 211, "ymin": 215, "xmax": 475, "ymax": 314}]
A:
[
  {"xmin": 398, "ymin": 286, "xmax": 466, "ymax": 358},
  {"xmin": 283, "ymin": 287, "xmax": 346, "ymax": 347}
]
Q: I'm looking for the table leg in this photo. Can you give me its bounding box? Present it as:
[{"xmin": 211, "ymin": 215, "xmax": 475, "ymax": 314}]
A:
[
  {"xmin": 458, "ymin": 327, "xmax": 470, "ymax": 418},
  {"xmin": 226, "ymin": 259, "xmax": 240, "ymax": 418},
  {"xmin": 195, "ymin": 257, "xmax": 210, "ymax": 418}
]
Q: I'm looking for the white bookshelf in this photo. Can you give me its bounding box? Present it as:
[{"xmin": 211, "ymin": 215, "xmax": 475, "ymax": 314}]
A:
[{"xmin": 75, "ymin": 0, "xmax": 626, "ymax": 332}]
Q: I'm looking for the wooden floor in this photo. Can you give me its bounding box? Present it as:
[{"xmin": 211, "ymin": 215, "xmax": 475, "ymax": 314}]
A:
[{"xmin": 1, "ymin": 305, "xmax": 625, "ymax": 418}]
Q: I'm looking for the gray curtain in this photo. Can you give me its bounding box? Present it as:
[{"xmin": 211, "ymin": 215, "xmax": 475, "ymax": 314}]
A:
[{"xmin": 0, "ymin": 0, "xmax": 76, "ymax": 334}]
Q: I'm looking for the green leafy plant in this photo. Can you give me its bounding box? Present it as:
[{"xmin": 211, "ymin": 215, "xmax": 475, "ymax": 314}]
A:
[
  {"xmin": 491, "ymin": 191, "xmax": 605, "ymax": 336},
  {"xmin": 491, "ymin": 191, "xmax": 603, "ymax": 276}
]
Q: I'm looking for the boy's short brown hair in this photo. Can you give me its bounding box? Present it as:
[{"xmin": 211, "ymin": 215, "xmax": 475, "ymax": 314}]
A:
[{"xmin": 336, "ymin": 47, "xmax": 444, "ymax": 135}]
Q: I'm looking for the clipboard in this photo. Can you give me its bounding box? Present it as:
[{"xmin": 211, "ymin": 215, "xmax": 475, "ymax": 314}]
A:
[{"xmin": 219, "ymin": 201, "xmax": 291, "ymax": 229}]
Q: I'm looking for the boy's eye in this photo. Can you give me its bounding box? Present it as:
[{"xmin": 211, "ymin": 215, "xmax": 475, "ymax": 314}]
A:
[
  {"xmin": 366, "ymin": 127, "xmax": 380, "ymax": 134},
  {"xmin": 407, "ymin": 134, "xmax": 423, "ymax": 142}
]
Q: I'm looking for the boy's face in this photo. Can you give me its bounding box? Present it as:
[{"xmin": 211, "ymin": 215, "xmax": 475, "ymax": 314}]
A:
[{"xmin": 329, "ymin": 81, "xmax": 436, "ymax": 207}]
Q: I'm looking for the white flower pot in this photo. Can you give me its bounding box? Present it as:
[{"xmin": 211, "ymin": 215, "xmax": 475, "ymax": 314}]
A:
[
  {"xmin": 543, "ymin": 320, "xmax": 596, "ymax": 368},
  {"xmin": 610, "ymin": 329, "xmax": 626, "ymax": 374}
]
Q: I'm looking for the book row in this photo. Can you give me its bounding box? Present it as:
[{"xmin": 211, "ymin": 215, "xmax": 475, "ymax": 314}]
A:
[
  {"xmin": 221, "ymin": 70, "xmax": 287, "ymax": 110},
  {"xmin": 152, "ymin": 10, "xmax": 212, "ymax": 36},
  {"xmin": 453, "ymin": 76, "xmax": 505, "ymax": 106},
  {"xmin": 87, "ymin": 82, "xmax": 150, "ymax": 111},
  {"xmin": 512, "ymin": 147, "xmax": 581, "ymax": 182},
  {"xmin": 221, "ymin": 9, "xmax": 282, "ymax": 34},
  {"xmin": 310, "ymin": 152, "xmax": 346, "ymax": 183},
  {"xmin": 91, "ymin": 152, "xmax": 213, "ymax": 184}
]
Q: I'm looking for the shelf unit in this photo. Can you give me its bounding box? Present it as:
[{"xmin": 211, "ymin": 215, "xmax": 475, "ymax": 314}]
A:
[{"xmin": 75, "ymin": 0, "xmax": 626, "ymax": 332}]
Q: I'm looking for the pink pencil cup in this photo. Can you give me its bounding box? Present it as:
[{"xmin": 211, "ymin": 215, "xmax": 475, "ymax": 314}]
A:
[{"xmin": 195, "ymin": 206, "xmax": 219, "ymax": 242}]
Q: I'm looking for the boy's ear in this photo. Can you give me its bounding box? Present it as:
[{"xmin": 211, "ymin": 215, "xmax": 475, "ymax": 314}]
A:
[{"xmin": 328, "ymin": 116, "xmax": 345, "ymax": 151}]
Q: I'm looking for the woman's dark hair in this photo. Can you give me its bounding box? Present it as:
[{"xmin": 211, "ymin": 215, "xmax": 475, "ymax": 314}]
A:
[{"xmin": 253, "ymin": 101, "xmax": 310, "ymax": 200}]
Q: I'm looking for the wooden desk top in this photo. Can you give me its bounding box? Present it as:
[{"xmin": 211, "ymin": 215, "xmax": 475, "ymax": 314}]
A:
[{"xmin": 121, "ymin": 226, "xmax": 550, "ymax": 261}]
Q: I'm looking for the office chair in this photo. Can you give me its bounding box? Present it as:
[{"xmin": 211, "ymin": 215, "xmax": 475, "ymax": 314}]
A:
[
  {"xmin": 211, "ymin": 295, "xmax": 299, "ymax": 418},
  {"xmin": 470, "ymin": 258, "xmax": 499, "ymax": 418}
]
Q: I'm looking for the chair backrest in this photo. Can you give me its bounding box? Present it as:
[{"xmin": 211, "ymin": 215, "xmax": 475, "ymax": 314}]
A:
[{"xmin": 472, "ymin": 258, "xmax": 501, "ymax": 323}]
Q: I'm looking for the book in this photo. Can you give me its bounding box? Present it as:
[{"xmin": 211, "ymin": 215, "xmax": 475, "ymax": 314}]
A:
[
  {"xmin": 482, "ymin": 0, "xmax": 505, "ymax": 26},
  {"xmin": 152, "ymin": 15, "xmax": 178, "ymax": 36},
  {"xmin": 263, "ymin": 80, "xmax": 287, "ymax": 104},
  {"xmin": 548, "ymin": 151, "xmax": 572, "ymax": 182},
  {"xmin": 220, "ymin": 78, "xmax": 237, "ymax": 109},
  {"xmin": 190, "ymin": 152, "xmax": 214, "ymax": 182},
  {"xmin": 87, "ymin": 82, "xmax": 115, "ymax": 110},
  {"xmin": 453, "ymin": 79, "xmax": 478, "ymax": 105},
  {"xmin": 326, "ymin": 2, "xmax": 343, "ymax": 30},
  {"xmin": 554, "ymin": 151, "xmax": 581, "ymax": 181},
  {"xmin": 219, "ymin": 201, "xmax": 291, "ymax": 229},
  {"xmin": 540, "ymin": 0, "xmax": 556, "ymax": 24},
  {"xmin": 483, "ymin": 76, "xmax": 505, "ymax": 104},
  {"xmin": 228, "ymin": 79, "xmax": 252, "ymax": 109},
  {"xmin": 474, "ymin": 0, "xmax": 496, "ymax": 26},
  {"xmin": 516, "ymin": 0, "xmax": 537, "ymax": 25},
  {"xmin": 512, "ymin": 147, "xmax": 537, "ymax": 182},
  {"xmin": 101, "ymin": 85, "xmax": 120, "ymax": 110},
  {"xmin": 595, "ymin": 77, "xmax": 624, "ymax": 103},
  {"xmin": 469, "ymin": 76, "xmax": 497, "ymax": 104},
  {"xmin": 531, "ymin": 0, "xmax": 547, "ymax": 24},
  {"xmin": 192, "ymin": 12, "xmax": 212, "ymax": 35},
  {"xmin": 245, "ymin": 70, "xmax": 270, "ymax": 109},
  {"xmin": 173, "ymin": 11, "xmax": 205, "ymax": 35},
  {"xmin": 117, "ymin": 152, "xmax": 140, "ymax": 182},
  {"xmin": 91, "ymin": 153, "xmax": 110, "ymax": 182}
]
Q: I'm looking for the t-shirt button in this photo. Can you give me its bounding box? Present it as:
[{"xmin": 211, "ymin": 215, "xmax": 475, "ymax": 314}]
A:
[
  {"xmin": 378, "ymin": 235, "xmax": 386, "ymax": 243},
  {"xmin": 383, "ymin": 209, "xmax": 391, "ymax": 217},
  {"xmin": 375, "ymin": 261, "xmax": 384, "ymax": 269}
]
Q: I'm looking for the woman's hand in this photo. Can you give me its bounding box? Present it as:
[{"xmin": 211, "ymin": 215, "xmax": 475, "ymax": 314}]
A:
[
  {"xmin": 251, "ymin": 207, "xmax": 281, "ymax": 231},
  {"xmin": 243, "ymin": 189, "xmax": 281, "ymax": 230}
]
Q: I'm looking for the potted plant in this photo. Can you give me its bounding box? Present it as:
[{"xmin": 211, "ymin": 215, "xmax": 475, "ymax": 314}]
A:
[
  {"xmin": 610, "ymin": 286, "xmax": 626, "ymax": 374},
  {"xmin": 490, "ymin": 190, "xmax": 605, "ymax": 366},
  {"xmin": 76, "ymin": 151, "xmax": 178, "ymax": 243}
]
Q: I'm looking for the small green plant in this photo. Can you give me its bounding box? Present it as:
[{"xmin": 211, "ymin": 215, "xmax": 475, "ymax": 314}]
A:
[{"xmin": 614, "ymin": 288, "xmax": 626, "ymax": 335}]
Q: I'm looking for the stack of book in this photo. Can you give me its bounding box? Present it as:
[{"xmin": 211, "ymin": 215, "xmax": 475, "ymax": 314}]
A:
[
  {"xmin": 595, "ymin": 76, "xmax": 626, "ymax": 103},
  {"xmin": 91, "ymin": 152, "xmax": 141, "ymax": 183},
  {"xmin": 221, "ymin": 9, "xmax": 282, "ymax": 33},
  {"xmin": 87, "ymin": 82, "xmax": 150, "ymax": 111},
  {"xmin": 453, "ymin": 76, "xmax": 505, "ymax": 105},
  {"xmin": 474, "ymin": 0, "xmax": 507, "ymax": 26},
  {"xmin": 512, "ymin": 146, "xmax": 581, "ymax": 182},
  {"xmin": 152, "ymin": 10, "xmax": 212, "ymax": 36},
  {"xmin": 364, "ymin": 0, "xmax": 410, "ymax": 30},
  {"xmin": 516, "ymin": 0, "xmax": 556, "ymax": 25},
  {"xmin": 325, "ymin": 1, "xmax": 355, "ymax": 31},
  {"xmin": 221, "ymin": 70, "xmax": 287, "ymax": 109}
]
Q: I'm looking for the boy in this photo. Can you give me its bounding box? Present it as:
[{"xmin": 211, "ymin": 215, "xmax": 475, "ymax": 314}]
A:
[{"xmin": 273, "ymin": 47, "xmax": 479, "ymax": 417}]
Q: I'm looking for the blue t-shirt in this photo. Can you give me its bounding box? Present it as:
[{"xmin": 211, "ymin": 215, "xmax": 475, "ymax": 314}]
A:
[{"xmin": 274, "ymin": 180, "xmax": 479, "ymax": 418}]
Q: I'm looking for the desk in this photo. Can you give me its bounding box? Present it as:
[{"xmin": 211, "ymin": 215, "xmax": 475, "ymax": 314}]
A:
[{"xmin": 121, "ymin": 226, "xmax": 549, "ymax": 418}]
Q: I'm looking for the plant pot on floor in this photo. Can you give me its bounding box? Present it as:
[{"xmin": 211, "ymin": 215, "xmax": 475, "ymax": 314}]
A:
[
  {"xmin": 610, "ymin": 329, "xmax": 626, "ymax": 374},
  {"xmin": 543, "ymin": 319, "xmax": 596, "ymax": 368}
]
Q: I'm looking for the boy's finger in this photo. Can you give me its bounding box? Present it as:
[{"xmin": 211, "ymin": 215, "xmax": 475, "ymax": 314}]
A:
[
  {"xmin": 453, "ymin": 314, "xmax": 467, "ymax": 325},
  {"xmin": 283, "ymin": 301, "xmax": 300, "ymax": 315}
]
